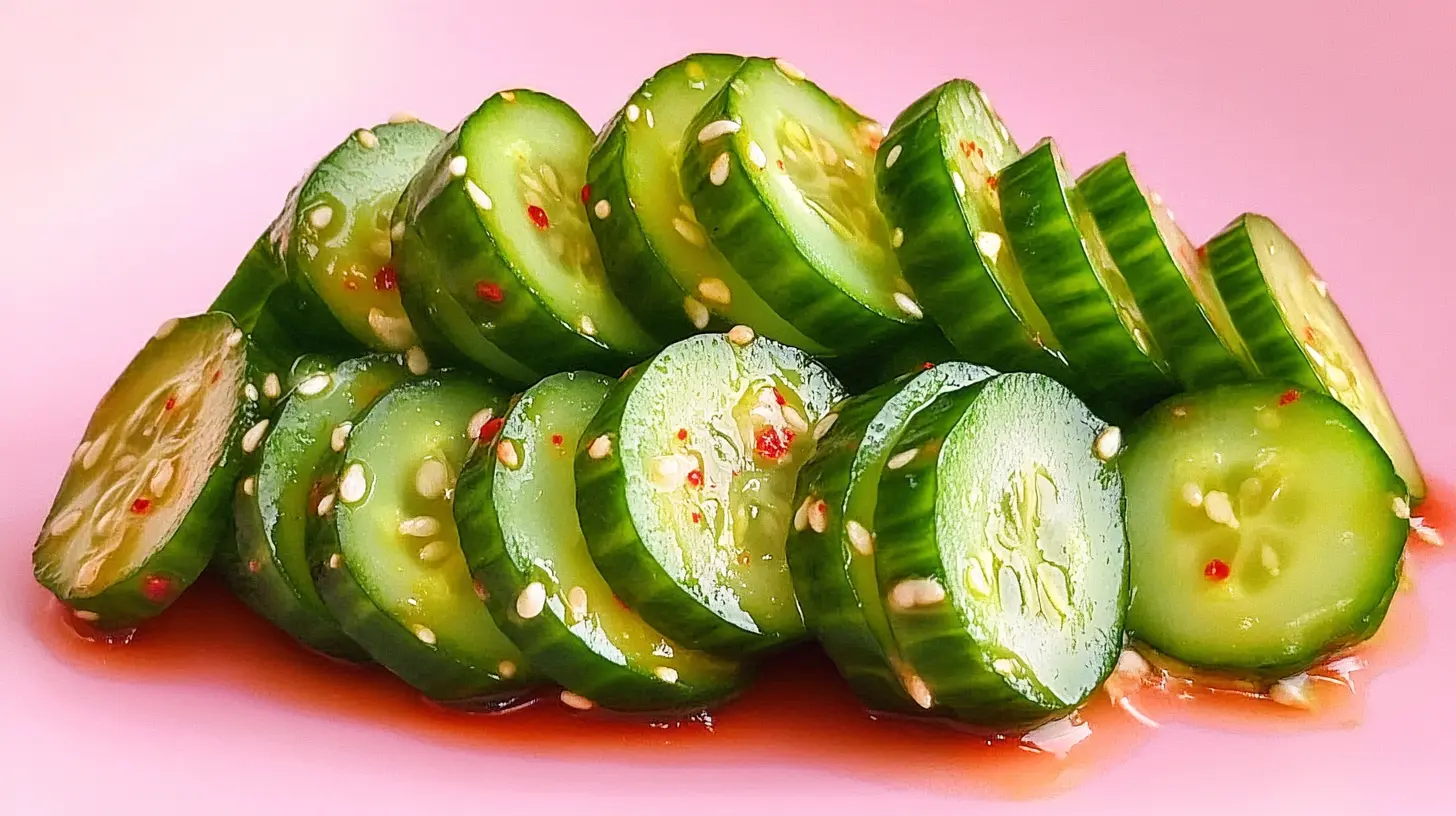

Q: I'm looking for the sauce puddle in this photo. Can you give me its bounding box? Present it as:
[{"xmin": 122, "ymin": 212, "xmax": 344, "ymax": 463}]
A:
[{"xmin": 30, "ymin": 479, "xmax": 1451, "ymax": 799}]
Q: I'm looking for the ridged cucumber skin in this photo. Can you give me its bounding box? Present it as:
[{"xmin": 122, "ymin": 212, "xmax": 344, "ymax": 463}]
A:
[
  {"xmin": 1204, "ymin": 215, "xmax": 1425, "ymax": 500},
  {"xmin": 681, "ymin": 59, "xmax": 917, "ymax": 354},
  {"xmin": 873, "ymin": 373, "xmax": 1127, "ymax": 730},
  {"xmin": 877, "ymin": 81, "xmax": 1069, "ymax": 381},
  {"xmin": 1077, "ymin": 155, "xmax": 1253, "ymax": 388},
  {"xmin": 33, "ymin": 314, "xmax": 264, "ymax": 630},
  {"xmin": 455, "ymin": 373, "xmax": 748, "ymax": 712},
  {"xmin": 999, "ymin": 141, "xmax": 1178, "ymax": 423}
]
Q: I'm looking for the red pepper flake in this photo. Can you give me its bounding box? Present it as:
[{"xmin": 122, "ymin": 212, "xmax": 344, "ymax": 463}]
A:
[
  {"xmin": 686, "ymin": 469, "xmax": 704, "ymax": 488},
  {"xmin": 527, "ymin": 205, "xmax": 550, "ymax": 230},
  {"xmin": 772, "ymin": 388, "xmax": 786, "ymax": 406},
  {"xmin": 986, "ymin": 176, "xmax": 999, "ymax": 191},
  {"xmin": 140, "ymin": 574, "xmax": 173, "ymax": 603},
  {"xmin": 164, "ymin": 395, "xmax": 177, "ymax": 411},
  {"xmin": 676, "ymin": 428, "xmax": 688, "ymax": 441},
  {"xmin": 130, "ymin": 498, "xmax": 151, "ymax": 514},
  {"xmin": 737, "ymin": 551, "xmax": 752, "ymax": 566},
  {"xmin": 550, "ymin": 433, "xmax": 564, "ymax": 447},
  {"xmin": 1196, "ymin": 245, "xmax": 1207, "ymax": 259},
  {"xmin": 613, "ymin": 595, "xmax": 630, "ymax": 610},
  {"xmin": 475, "ymin": 281, "xmax": 504, "ymax": 303},
  {"xmin": 691, "ymin": 511, "xmax": 701, "ymax": 524},
  {"xmin": 754, "ymin": 426, "xmax": 795, "ymax": 460},
  {"xmin": 960, "ymin": 139, "xmax": 976, "ymax": 158},
  {"xmin": 1203, "ymin": 559, "xmax": 1231, "ymax": 581},
  {"xmin": 373, "ymin": 266, "xmax": 397, "ymax": 291},
  {"xmin": 211, "ymin": 369, "xmax": 222, "ymax": 384},
  {"xmin": 1304, "ymin": 326, "xmax": 1318, "ymax": 343},
  {"xmin": 580, "ymin": 184, "xmax": 592, "ymax": 204},
  {"xmin": 921, "ymin": 361, "xmax": 935, "ymax": 370},
  {"xmin": 478, "ymin": 416, "xmax": 505, "ymax": 442},
  {"xmin": 247, "ymin": 559, "xmax": 261, "ymax": 574},
  {"xmin": 776, "ymin": 159, "xmax": 785, "ymax": 171},
  {"xmin": 1278, "ymin": 389, "xmax": 1301, "ymax": 407}
]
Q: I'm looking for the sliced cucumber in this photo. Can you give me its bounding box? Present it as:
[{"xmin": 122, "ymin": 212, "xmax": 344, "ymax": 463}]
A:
[
  {"xmin": 1204, "ymin": 214, "xmax": 1424, "ymax": 500},
  {"xmin": 576, "ymin": 331, "xmax": 846, "ymax": 657},
  {"xmin": 395, "ymin": 90, "xmax": 656, "ymax": 378},
  {"xmin": 587, "ymin": 54, "xmax": 825, "ymax": 352},
  {"xmin": 33, "ymin": 314, "xmax": 264, "ymax": 629},
  {"xmin": 1077, "ymin": 155, "xmax": 1255, "ymax": 388},
  {"xmin": 874, "ymin": 373, "xmax": 1128, "ymax": 729},
  {"xmin": 681, "ymin": 58, "xmax": 921, "ymax": 354},
  {"xmin": 876, "ymin": 80, "xmax": 1069, "ymax": 379},
  {"xmin": 456, "ymin": 372, "xmax": 747, "ymax": 712},
  {"xmin": 999, "ymin": 140, "xmax": 1178, "ymax": 422},
  {"xmin": 230, "ymin": 355, "xmax": 410, "ymax": 660},
  {"xmin": 824, "ymin": 324, "xmax": 958, "ymax": 393},
  {"xmin": 309, "ymin": 374, "xmax": 535, "ymax": 706},
  {"xmin": 210, "ymin": 231, "xmax": 288, "ymax": 333},
  {"xmin": 1121, "ymin": 382, "xmax": 1409, "ymax": 678},
  {"xmin": 788, "ymin": 362, "xmax": 994, "ymax": 714}
]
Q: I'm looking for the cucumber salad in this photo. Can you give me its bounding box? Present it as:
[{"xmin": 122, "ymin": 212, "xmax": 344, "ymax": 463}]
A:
[{"xmin": 32, "ymin": 54, "xmax": 1431, "ymax": 734}]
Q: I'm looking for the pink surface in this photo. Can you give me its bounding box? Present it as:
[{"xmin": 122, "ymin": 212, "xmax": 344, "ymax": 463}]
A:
[{"xmin": 2, "ymin": 0, "xmax": 1453, "ymax": 812}]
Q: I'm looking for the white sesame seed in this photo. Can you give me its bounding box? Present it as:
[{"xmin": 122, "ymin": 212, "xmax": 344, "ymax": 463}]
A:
[
  {"xmin": 747, "ymin": 141, "xmax": 767, "ymax": 169},
  {"xmin": 645, "ymin": 109, "xmax": 655, "ymax": 128},
  {"xmin": 893, "ymin": 292, "xmax": 923, "ymax": 318},
  {"xmin": 902, "ymin": 671, "xmax": 933, "ymax": 709},
  {"xmin": 398, "ymin": 516, "xmax": 441, "ymax": 537},
  {"xmin": 672, "ymin": 217, "xmax": 707, "ymax": 248},
  {"xmin": 951, "ymin": 171, "xmax": 967, "ymax": 196},
  {"xmin": 316, "ymin": 493, "xmax": 336, "ymax": 516},
  {"xmin": 244, "ymin": 383, "xmax": 259, "ymax": 402},
  {"xmin": 774, "ymin": 58, "xmax": 806, "ymax": 80},
  {"xmin": 405, "ymin": 346, "xmax": 430, "ymax": 375},
  {"xmin": 806, "ymin": 500, "xmax": 829, "ymax": 533},
  {"xmin": 296, "ymin": 373, "xmax": 331, "ymax": 396},
  {"xmin": 498, "ymin": 660, "xmax": 517, "ymax": 679},
  {"xmin": 697, "ymin": 119, "xmax": 741, "ymax": 143},
  {"xmin": 414, "ymin": 625, "xmax": 437, "ymax": 645},
  {"xmin": 500, "ymin": 90, "xmax": 517, "ymax": 103},
  {"xmin": 891, "ymin": 227, "xmax": 904, "ymax": 248},
  {"xmin": 587, "ymin": 435, "xmax": 612, "ymax": 459},
  {"xmin": 1202, "ymin": 490, "xmax": 1240, "ymax": 529},
  {"xmin": 154, "ymin": 318, "xmax": 179, "ymax": 339},
  {"xmin": 885, "ymin": 144, "xmax": 902, "ymax": 168},
  {"xmin": 812, "ymin": 412, "xmax": 838, "ymax": 440},
  {"xmin": 889, "ymin": 577, "xmax": 946, "ymax": 610},
  {"xmin": 150, "ymin": 460, "xmax": 174, "ymax": 497},
  {"xmin": 574, "ymin": 315, "xmax": 595, "ymax": 338},
  {"xmin": 242, "ymin": 476, "xmax": 256, "ymax": 496},
  {"xmin": 625, "ymin": 103, "xmax": 641, "ymax": 122},
  {"xmin": 726, "ymin": 324, "xmax": 755, "ymax": 346},
  {"xmin": 466, "ymin": 408, "xmax": 495, "ymax": 440},
  {"xmin": 261, "ymin": 372, "xmax": 281, "ymax": 400},
  {"xmin": 415, "ymin": 459, "xmax": 448, "ymax": 499},
  {"xmin": 846, "ymin": 520, "xmax": 873, "ymax": 556},
  {"xmin": 567, "ymin": 585, "xmax": 588, "ymax": 620},
  {"xmin": 1181, "ymin": 482, "xmax": 1204, "ymax": 507},
  {"xmin": 1392, "ymin": 496, "xmax": 1411, "ymax": 520},
  {"xmin": 655, "ymin": 666, "xmax": 679, "ymax": 684},
  {"xmin": 1313, "ymin": 278, "xmax": 1329, "ymax": 297},
  {"xmin": 417, "ymin": 541, "xmax": 449, "ymax": 564},
  {"xmin": 560, "ymin": 691, "xmax": 595, "ymax": 711},
  {"xmin": 464, "ymin": 178, "xmax": 493, "ymax": 211},
  {"xmin": 328, "ymin": 422, "xmax": 352, "ymax": 453},
  {"xmin": 496, "ymin": 439, "xmax": 520, "ymax": 470},
  {"xmin": 593, "ymin": 199, "xmax": 612, "ymax": 219},
  {"xmin": 781, "ymin": 406, "xmax": 808, "ymax": 435},
  {"xmin": 48, "ymin": 509, "xmax": 82, "ymax": 537},
  {"xmin": 355, "ymin": 128, "xmax": 379, "ymax": 149},
  {"xmin": 1261, "ymin": 543, "xmax": 1281, "ymax": 576},
  {"xmin": 339, "ymin": 463, "xmax": 368, "ymax": 503},
  {"xmin": 241, "ymin": 419, "xmax": 270, "ymax": 454},
  {"xmin": 516, "ymin": 582, "xmax": 547, "ymax": 619},
  {"xmin": 697, "ymin": 277, "xmax": 731, "ymax": 305},
  {"xmin": 1150, "ymin": 191, "xmax": 1163, "ymax": 206},
  {"xmin": 1413, "ymin": 520, "xmax": 1445, "ymax": 547},
  {"xmin": 887, "ymin": 448, "xmax": 918, "ymax": 470},
  {"xmin": 992, "ymin": 658, "xmax": 1017, "ymax": 676},
  {"xmin": 388, "ymin": 111, "xmax": 418, "ymax": 124},
  {"xmin": 328, "ymin": 553, "xmax": 342, "ymax": 569},
  {"xmin": 225, "ymin": 329, "xmax": 244, "ymax": 348},
  {"xmin": 72, "ymin": 609, "xmax": 100, "ymax": 622},
  {"xmin": 975, "ymin": 231, "xmax": 1003, "ymax": 260},
  {"xmin": 709, "ymin": 153, "xmax": 731, "ymax": 186},
  {"xmin": 448, "ymin": 155, "xmax": 468, "ymax": 178},
  {"xmin": 367, "ymin": 308, "xmax": 414, "ymax": 348},
  {"xmin": 1093, "ymin": 426, "xmax": 1122, "ymax": 461},
  {"xmin": 1269, "ymin": 674, "xmax": 1313, "ymax": 709},
  {"xmin": 684, "ymin": 296, "xmax": 710, "ymax": 329},
  {"xmin": 793, "ymin": 495, "xmax": 814, "ymax": 532},
  {"xmin": 308, "ymin": 205, "xmax": 333, "ymax": 230}
]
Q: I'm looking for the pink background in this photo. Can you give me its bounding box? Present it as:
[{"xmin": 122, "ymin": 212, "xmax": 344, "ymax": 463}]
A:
[{"xmin": 2, "ymin": 0, "xmax": 1453, "ymax": 812}]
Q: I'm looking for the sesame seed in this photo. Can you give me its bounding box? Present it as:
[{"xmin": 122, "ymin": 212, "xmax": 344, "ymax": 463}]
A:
[
  {"xmin": 747, "ymin": 141, "xmax": 767, "ymax": 169},
  {"xmin": 726, "ymin": 324, "xmax": 755, "ymax": 346},
  {"xmin": 150, "ymin": 461, "xmax": 174, "ymax": 496},
  {"xmin": 413, "ymin": 625, "xmax": 437, "ymax": 645},
  {"xmin": 893, "ymin": 292, "xmax": 923, "ymax": 318},
  {"xmin": 516, "ymin": 581, "xmax": 547, "ymax": 619},
  {"xmin": 242, "ymin": 476, "xmax": 256, "ymax": 496},
  {"xmin": 355, "ymin": 128, "xmax": 378, "ymax": 149},
  {"xmin": 1093, "ymin": 425, "xmax": 1122, "ymax": 461},
  {"xmin": 316, "ymin": 493, "xmax": 336, "ymax": 516},
  {"xmin": 625, "ymin": 103, "xmax": 641, "ymax": 122},
  {"xmin": 781, "ymin": 406, "xmax": 808, "ymax": 435},
  {"xmin": 328, "ymin": 553, "xmax": 342, "ymax": 569},
  {"xmin": 1392, "ymin": 496, "xmax": 1411, "ymax": 519},
  {"xmin": 1313, "ymin": 278, "xmax": 1329, "ymax": 297},
  {"xmin": 387, "ymin": 111, "xmax": 418, "ymax": 124},
  {"xmin": 417, "ymin": 541, "xmax": 449, "ymax": 564},
  {"xmin": 448, "ymin": 155, "xmax": 468, "ymax": 178},
  {"xmin": 807, "ymin": 500, "xmax": 829, "ymax": 533},
  {"xmin": 466, "ymin": 408, "xmax": 495, "ymax": 440},
  {"xmin": 951, "ymin": 171, "xmax": 967, "ymax": 196},
  {"xmin": 697, "ymin": 119, "xmax": 741, "ymax": 143},
  {"xmin": 1413, "ymin": 521, "xmax": 1445, "ymax": 547},
  {"xmin": 567, "ymin": 585, "xmax": 588, "ymax": 620},
  {"xmin": 225, "ymin": 329, "xmax": 244, "ymax": 348},
  {"xmin": 593, "ymin": 199, "xmax": 612, "ymax": 219},
  {"xmin": 464, "ymin": 179, "xmax": 493, "ymax": 211},
  {"xmin": 709, "ymin": 153, "xmax": 731, "ymax": 186},
  {"xmin": 415, "ymin": 459, "xmax": 448, "ymax": 499},
  {"xmin": 498, "ymin": 660, "xmax": 517, "ymax": 679},
  {"xmin": 308, "ymin": 205, "xmax": 333, "ymax": 230},
  {"xmin": 889, "ymin": 577, "xmax": 946, "ymax": 610},
  {"xmin": 891, "ymin": 227, "xmax": 904, "ymax": 248},
  {"xmin": 244, "ymin": 383, "xmax": 259, "ymax": 402},
  {"xmin": 887, "ymin": 448, "xmax": 918, "ymax": 470},
  {"xmin": 500, "ymin": 90, "xmax": 517, "ymax": 103},
  {"xmin": 496, "ymin": 439, "xmax": 520, "ymax": 470},
  {"xmin": 774, "ymin": 58, "xmax": 806, "ymax": 80},
  {"xmin": 72, "ymin": 609, "xmax": 100, "ymax": 622},
  {"xmin": 846, "ymin": 520, "xmax": 873, "ymax": 556},
  {"xmin": 399, "ymin": 516, "xmax": 441, "ymax": 537},
  {"xmin": 1181, "ymin": 482, "xmax": 1204, "ymax": 507},
  {"xmin": 653, "ymin": 666, "xmax": 680, "ymax": 684},
  {"xmin": 1269, "ymin": 674, "xmax": 1312, "ymax": 709},
  {"xmin": 154, "ymin": 318, "xmax": 179, "ymax": 339},
  {"xmin": 574, "ymin": 314, "xmax": 595, "ymax": 337},
  {"xmin": 339, "ymin": 463, "xmax": 368, "ymax": 503},
  {"xmin": 262, "ymin": 373, "xmax": 281, "ymax": 399},
  {"xmin": 672, "ymin": 217, "xmax": 707, "ymax": 248},
  {"xmin": 560, "ymin": 691, "xmax": 595, "ymax": 711},
  {"xmin": 902, "ymin": 671, "xmax": 933, "ymax": 709},
  {"xmin": 1202, "ymin": 490, "xmax": 1240, "ymax": 529},
  {"xmin": 296, "ymin": 373, "xmax": 331, "ymax": 396},
  {"xmin": 48, "ymin": 509, "xmax": 82, "ymax": 537},
  {"xmin": 793, "ymin": 495, "xmax": 814, "ymax": 532},
  {"xmin": 812, "ymin": 412, "xmax": 838, "ymax": 440},
  {"xmin": 975, "ymin": 231, "xmax": 1003, "ymax": 260},
  {"xmin": 367, "ymin": 308, "xmax": 413, "ymax": 348},
  {"xmin": 587, "ymin": 435, "xmax": 612, "ymax": 459},
  {"xmin": 885, "ymin": 144, "xmax": 902, "ymax": 168},
  {"xmin": 1261, "ymin": 544, "xmax": 1282, "ymax": 576},
  {"xmin": 330, "ymin": 422, "xmax": 352, "ymax": 453},
  {"xmin": 241, "ymin": 419, "xmax": 270, "ymax": 454},
  {"xmin": 697, "ymin": 277, "xmax": 731, "ymax": 305},
  {"xmin": 684, "ymin": 296, "xmax": 710, "ymax": 329},
  {"xmin": 404, "ymin": 345, "xmax": 429, "ymax": 376},
  {"xmin": 993, "ymin": 658, "xmax": 1018, "ymax": 677}
]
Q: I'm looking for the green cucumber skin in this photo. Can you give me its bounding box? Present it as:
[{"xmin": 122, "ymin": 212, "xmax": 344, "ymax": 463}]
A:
[
  {"xmin": 999, "ymin": 142, "xmax": 1177, "ymax": 423},
  {"xmin": 877, "ymin": 83, "xmax": 1068, "ymax": 380},
  {"xmin": 210, "ymin": 232, "xmax": 288, "ymax": 333},
  {"xmin": 824, "ymin": 324, "xmax": 956, "ymax": 393},
  {"xmin": 1077, "ymin": 156, "xmax": 1250, "ymax": 388}
]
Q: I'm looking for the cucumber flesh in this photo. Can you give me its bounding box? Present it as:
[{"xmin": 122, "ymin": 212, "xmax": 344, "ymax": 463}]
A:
[
  {"xmin": 33, "ymin": 314, "xmax": 262, "ymax": 629},
  {"xmin": 1121, "ymin": 382, "xmax": 1409, "ymax": 678},
  {"xmin": 682, "ymin": 58, "xmax": 920, "ymax": 353},
  {"xmin": 576, "ymin": 331, "xmax": 846, "ymax": 657},
  {"xmin": 874, "ymin": 373, "xmax": 1128, "ymax": 729},
  {"xmin": 456, "ymin": 372, "xmax": 747, "ymax": 712},
  {"xmin": 310, "ymin": 374, "xmax": 535, "ymax": 705},
  {"xmin": 230, "ymin": 355, "xmax": 409, "ymax": 660},
  {"xmin": 788, "ymin": 362, "xmax": 994, "ymax": 713},
  {"xmin": 1205, "ymin": 214, "xmax": 1425, "ymax": 500}
]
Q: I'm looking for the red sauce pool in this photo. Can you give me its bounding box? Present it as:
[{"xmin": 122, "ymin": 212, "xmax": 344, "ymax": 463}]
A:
[{"xmin": 30, "ymin": 480, "xmax": 1451, "ymax": 799}]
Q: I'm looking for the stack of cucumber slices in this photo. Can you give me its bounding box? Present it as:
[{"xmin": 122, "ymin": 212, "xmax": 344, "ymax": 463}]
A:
[{"xmin": 32, "ymin": 53, "xmax": 1427, "ymax": 734}]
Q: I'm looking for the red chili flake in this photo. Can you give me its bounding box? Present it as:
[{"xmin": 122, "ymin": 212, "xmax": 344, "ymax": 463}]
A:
[
  {"xmin": 921, "ymin": 361, "xmax": 935, "ymax": 370},
  {"xmin": 737, "ymin": 551, "xmax": 752, "ymax": 566},
  {"xmin": 754, "ymin": 426, "xmax": 795, "ymax": 460},
  {"xmin": 475, "ymin": 281, "xmax": 504, "ymax": 303},
  {"xmin": 343, "ymin": 278, "xmax": 359, "ymax": 291},
  {"xmin": 580, "ymin": 184, "xmax": 592, "ymax": 204},
  {"xmin": 960, "ymin": 139, "xmax": 976, "ymax": 158},
  {"xmin": 1196, "ymin": 245, "xmax": 1208, "ymax": 259},
  {"xmin": 164, "ymin": 395, "xmax": 177, "ymax": 411},
  {"xmin": 550, "ymin": 433, "xmax": 564, "ymax": 447},
  {"xmin": 130, "ymin": 498, "xmax": 151, "ymax": 514},
  {"xmin": 247, "ymin": 559, "xmax": 261, "ymax": 574},
  {"xmin": 613, "ymin": 595, "xmax": 630, "ymax": 610},
  {"xmin": 210, "ymin": 369, "xmax": 222, "ymax": 384},
  {"xmin": 772, "ymin": 388, "xmax": 786, "ymax": 406},
  {"xmin": 676, "ymin": 428, "xmax": 688, "ymax": 441},
  {"xmin": 986, "ymin": 176, "xmax": 999, "ymax": 191},
  {"xmin": 527, "ymin": 205, "xmax": 550, "ymax": 230},
  {"xmin": 140, "ymin": 574, "xmax": 173, "ymax": 603},
  {"xmin": 691, "ymin": 511, "xmax": 701, "ymax": 524},
  {"xmin": 478, "ymin": 416, "xmax": 505, "ymax": 442},
  {"xmin": 373, "ymin": 266, "xmax": 397, "ymax": 291},
  {"xmin": 776, "ymin": 159, "xmax": 785, "ymax": 171},
  {"xmin": 686, "ymin": 469, "xmax": 704, "ymax": 488},
  {"xmin": 1304, "ymin": 326, "xmax": 1318, "ymax": 343},
  {"xmin": 1278, "ymin": 389, "xmax": 1301, "ymax": 407},
  {"xmin": 1203, "ymin": 559, "xmax": 1231, "ymax": 581}
]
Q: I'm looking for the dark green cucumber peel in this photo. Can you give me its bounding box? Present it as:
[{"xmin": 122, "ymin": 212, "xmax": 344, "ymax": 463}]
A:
[
  {"xmin": 395, "ymin": 90, "xmax": 656, "ymax": 379},
  {"xmin": 874, "ymin": 373, "xmax": 1128, "ymax": 729},
  {"xmin": 876, "ymin": 80, "xmax": 1070, "ymax": 381},
  {"xmin": 999, "ymin": 140, "xmax": 1178, "ymax": 423},
  {"xmin": 824, "ymin": 323, "xmax": 958, "ymax": 393},
  {"xmin": 1122, "ymin": 382, "xmax": 1409, "ymax": 679},
  {"xmin": 456, "ymin": 372, "xmax": 747, "ymax": 712},
  {"xmin": 308, "ymin": 374, "xmax": 536, "ymax": 706},
  {"xmin": 1077, "ymin": 155, "xmax": 1255, "ymax": 388},
  {"xmin": 33, "ymin": 314, "xmax": 266, "ymax": 629},
  {"xmin": 788, "ymin": 362, "xmax": 994, "ymax": 714},
  {"xmin": 1204, "ymin": 214, "xmax": 1424, "ymax": 500},
  {"xmin": 681, "ymin": 58, "xmax": 920, "ymax": 354},
  {"xmin": 576, "ymin": 331, "xmax": 846, "ymax": 657},
  {"xmin": 229, "ymin": 355, "xmax": 410, "ymax": 660}
]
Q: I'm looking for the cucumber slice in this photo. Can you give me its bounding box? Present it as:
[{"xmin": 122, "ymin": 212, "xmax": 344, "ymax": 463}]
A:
[
  {"xmin": 999, "ymin": 139, "xmax": 1178, "ymax": 422},
  {"xmin": 33, "ymin": 314, "xmax": 263, "ymax": 629},
  {"xmin": 824, "ymin": 324, "xmax": 958, "ymax": 393},
  {"xmin": 788, "ymin": 362, "xmax": 994, "ymax": 714},
  {"xmin": 456, "ymin": 372, "xmax": 748, "ymax": 712},
  {"xmin": 576, "ymin": 331, "xmax": 846, "ymax": 657},
  {"xmin": 230, "ymin": 355, "xmax": 410, "ymax": 660},
  {"xmin": 210, "ymin": 231, "xmax": 288, "ymax": 332},
  {"xmin": 588, "ymin": 54, "xmax": 825, "ymax": 352},
  {"xmin": 681, "ymin": 58, "xmax": 921, "ymax": 354},
  {"xmin": 876, "ymin": 80, "xmax": 1069, "ymax": 379},
  {"xmin": 1204, "ymin": 214, "xmax": 1425, "ymax": 500},
  {"xmin": 395, "ymin": 90, "xmax": 656, "ymax": 378},
  {"xmin": 1077, "ymin": 155, "xmax": 1256, "ymax": 388},
  {"xmin": 1121, "ymin": 382, "xmax": 1409, "ymax": 678},
  {"xmin": 874, "ymin": 372, "xmax": 1128, "ymax": 729},
  {"xmin": 309, "ymin": 374, "xmax": 535, "ymax": 705}
]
